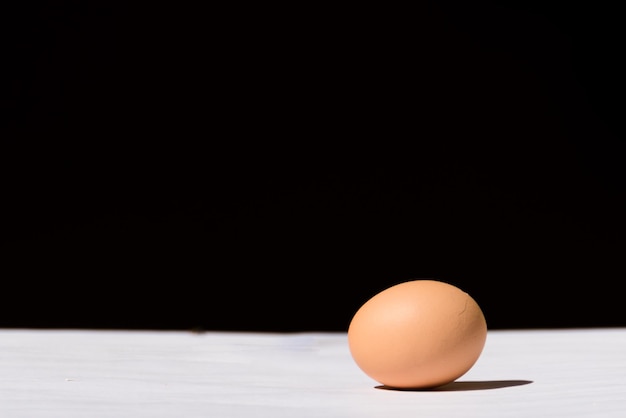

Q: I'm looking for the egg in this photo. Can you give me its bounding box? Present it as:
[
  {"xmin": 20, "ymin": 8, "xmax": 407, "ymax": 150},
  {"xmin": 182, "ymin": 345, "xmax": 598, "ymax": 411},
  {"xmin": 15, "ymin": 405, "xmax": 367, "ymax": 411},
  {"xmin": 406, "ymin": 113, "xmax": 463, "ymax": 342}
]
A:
[{"xmin": 347, "ymin": 279, "xmax": 487, "ymax": 389}]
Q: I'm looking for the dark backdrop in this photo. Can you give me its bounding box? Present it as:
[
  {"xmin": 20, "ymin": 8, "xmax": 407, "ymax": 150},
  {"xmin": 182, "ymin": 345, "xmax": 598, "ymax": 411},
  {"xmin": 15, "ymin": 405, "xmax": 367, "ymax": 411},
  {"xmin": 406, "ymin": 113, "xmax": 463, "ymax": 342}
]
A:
[{"xmin": 2, "ymin": 2, "xmax": 625, "ymax": 331}]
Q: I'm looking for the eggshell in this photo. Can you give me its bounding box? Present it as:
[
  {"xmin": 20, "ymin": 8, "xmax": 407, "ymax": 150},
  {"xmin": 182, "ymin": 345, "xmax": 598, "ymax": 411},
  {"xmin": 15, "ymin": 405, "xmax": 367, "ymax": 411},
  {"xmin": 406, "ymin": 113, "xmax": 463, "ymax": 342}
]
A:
[{"xmin": 347, "ymin": 279, "xmax": 487, "ymax": 389}]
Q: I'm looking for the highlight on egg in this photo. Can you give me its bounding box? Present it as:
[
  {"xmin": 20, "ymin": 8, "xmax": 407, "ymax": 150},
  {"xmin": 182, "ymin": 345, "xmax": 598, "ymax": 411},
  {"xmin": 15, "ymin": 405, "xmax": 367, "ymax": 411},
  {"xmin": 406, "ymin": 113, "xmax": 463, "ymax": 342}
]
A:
[{"xmin": 347, "ymin": 279, "xmax": 487, "ymax": 389}]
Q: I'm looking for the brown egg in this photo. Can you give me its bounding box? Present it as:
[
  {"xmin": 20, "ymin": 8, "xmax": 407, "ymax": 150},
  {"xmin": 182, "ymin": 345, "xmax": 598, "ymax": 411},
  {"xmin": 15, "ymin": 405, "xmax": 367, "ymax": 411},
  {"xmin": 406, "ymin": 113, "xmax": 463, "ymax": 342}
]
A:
[{"xmin": 348, "ymin": 279, "xmax": 487, "ymax": 389}]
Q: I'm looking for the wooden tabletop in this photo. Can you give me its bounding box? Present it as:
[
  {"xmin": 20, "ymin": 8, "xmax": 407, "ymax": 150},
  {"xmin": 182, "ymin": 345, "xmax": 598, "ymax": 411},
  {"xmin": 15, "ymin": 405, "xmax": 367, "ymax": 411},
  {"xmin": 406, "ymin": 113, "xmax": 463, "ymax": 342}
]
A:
[{"xmin": 1, "ymin": 328, "xmax": 624, "ymax": 417}]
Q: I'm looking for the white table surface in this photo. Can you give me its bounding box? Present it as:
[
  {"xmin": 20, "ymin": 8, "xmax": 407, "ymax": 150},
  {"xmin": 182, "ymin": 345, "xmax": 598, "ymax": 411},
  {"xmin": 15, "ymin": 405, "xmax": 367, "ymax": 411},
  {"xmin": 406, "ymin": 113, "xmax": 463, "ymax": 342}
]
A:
[{"xmin": 0, "ymin": 327, "xmax": 624, "ymax": 417}]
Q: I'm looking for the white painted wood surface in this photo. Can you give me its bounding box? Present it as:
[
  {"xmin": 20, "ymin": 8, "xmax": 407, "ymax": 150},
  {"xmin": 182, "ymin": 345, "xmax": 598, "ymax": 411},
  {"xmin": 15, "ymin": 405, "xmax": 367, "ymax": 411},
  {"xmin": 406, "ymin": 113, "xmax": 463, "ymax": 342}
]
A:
[{"xmin": 0, "ymin": 328, "xmax": 624, "ymax": 417}]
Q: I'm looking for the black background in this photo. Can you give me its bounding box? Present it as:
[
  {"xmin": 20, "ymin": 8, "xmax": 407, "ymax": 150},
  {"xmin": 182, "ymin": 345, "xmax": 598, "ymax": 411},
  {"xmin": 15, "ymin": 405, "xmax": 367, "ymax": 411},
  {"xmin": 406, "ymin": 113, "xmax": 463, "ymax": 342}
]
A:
[{"xmin": 2, "ymin": 2, "xmax": 625, "ymax": 331}]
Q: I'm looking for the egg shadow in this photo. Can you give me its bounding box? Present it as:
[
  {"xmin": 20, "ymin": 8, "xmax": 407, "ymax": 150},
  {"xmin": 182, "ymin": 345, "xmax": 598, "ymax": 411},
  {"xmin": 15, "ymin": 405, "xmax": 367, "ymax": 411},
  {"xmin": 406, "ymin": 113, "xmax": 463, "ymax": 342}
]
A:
[{"xmin": 376, "ymin": 380, "xmax": 533, "ymax": 392}]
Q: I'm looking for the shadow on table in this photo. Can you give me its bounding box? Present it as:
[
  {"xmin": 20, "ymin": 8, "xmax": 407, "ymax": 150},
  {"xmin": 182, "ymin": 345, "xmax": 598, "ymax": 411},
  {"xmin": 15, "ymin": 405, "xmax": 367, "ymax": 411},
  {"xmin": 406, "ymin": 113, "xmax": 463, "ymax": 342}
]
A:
[{"xmin": 376, "ymin": 380, "xmax": 533, "ymax": 392}]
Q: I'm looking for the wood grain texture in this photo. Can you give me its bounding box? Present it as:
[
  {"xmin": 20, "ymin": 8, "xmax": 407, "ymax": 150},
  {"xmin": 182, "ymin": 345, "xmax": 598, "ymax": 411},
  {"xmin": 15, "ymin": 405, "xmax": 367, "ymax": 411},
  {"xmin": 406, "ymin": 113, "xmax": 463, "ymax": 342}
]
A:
[{"xmin": 1, "ymin": 328, "xmax": 624, "ymax": 417}]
